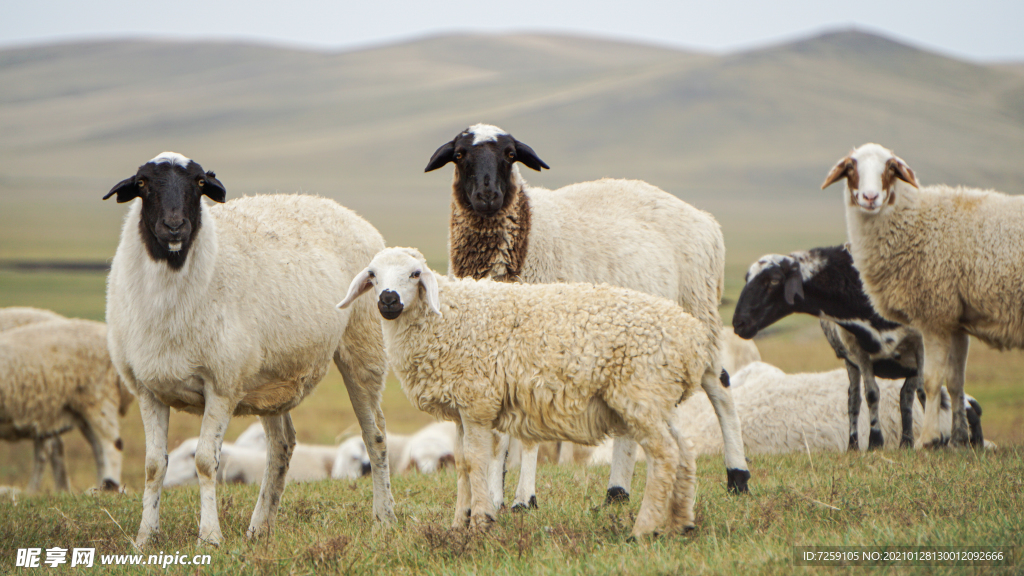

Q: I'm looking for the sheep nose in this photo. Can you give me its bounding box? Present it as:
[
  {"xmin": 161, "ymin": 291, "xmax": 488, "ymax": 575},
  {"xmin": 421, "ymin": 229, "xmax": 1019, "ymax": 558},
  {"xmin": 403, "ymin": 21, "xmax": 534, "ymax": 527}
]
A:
[
  {"xmin": 380, "ymin": 291, "xmax": 401, "ymax": 306},
  {"xmin": 361, "ymin": 462, "xmax": 372, "ymax": 476},
  {"xmin": 862, "ymin": 190, "xmax": 880, "ymax": 204},
  {"xmin": 163, "ymin": 218, "xmax": 185, "ymax": 232}
]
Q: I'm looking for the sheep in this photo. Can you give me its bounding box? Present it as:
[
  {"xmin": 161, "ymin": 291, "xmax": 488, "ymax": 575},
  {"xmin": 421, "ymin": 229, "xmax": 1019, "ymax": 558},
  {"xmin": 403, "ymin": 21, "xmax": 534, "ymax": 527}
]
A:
[
  {"xmin": 0, "ymin": 318, "xmax": 134, "ymax": 493},
  {"xmin": 0, "ymin": 307, "xmax": 64, "ymax": 332},
  {"xmin": 821, "ymin": 142, "xmax": 1023, "ymax": 448},
  {"xmin": 337, "ymin": 247, "xmax": 706, "ymax": 538},
  {"xmin": 425, "ymin": 124, "xmax": 749, "ymax": 509},
  {"xmin": 732, "ymin": 245, "xmax": 931, "ymax": 449},
  {"xmin": 332, "ymin": 422, "xmax": 457, "ymax": 479},
  {"xmin": 164, "ymin": 436, "xmax": 338, "ymax": 487},
  {"xmin": 588, "ymin": 362, "xmax": 990, "ymax": 464},
  {"xmin": 104, "ymin": 152, "xmax": 394, "ymax": 547},
  {"xmin": 720, "ymin": 327, "xmax": 762, "ymax": 376}
]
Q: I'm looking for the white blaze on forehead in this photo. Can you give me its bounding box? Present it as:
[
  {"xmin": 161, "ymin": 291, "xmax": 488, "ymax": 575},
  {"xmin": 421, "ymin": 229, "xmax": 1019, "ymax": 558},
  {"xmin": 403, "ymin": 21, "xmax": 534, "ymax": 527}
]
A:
[
  {"xmin": 790, "ymin": 250, "xmax": 824, "ymax": 281},
  {"xmin": 149, "ymin": 151, "xmax": 192, "ymax": 168},
  {"xmin": 746, "ymin": 254, "xmax": 789, "ymax": 282},
  {"xmin": 466, "ymin": 124, "xmax": 508, "ymax": 145},
  {"xmin": 849, "ymin": 143, "xmax": 894, "ymax": 191}
]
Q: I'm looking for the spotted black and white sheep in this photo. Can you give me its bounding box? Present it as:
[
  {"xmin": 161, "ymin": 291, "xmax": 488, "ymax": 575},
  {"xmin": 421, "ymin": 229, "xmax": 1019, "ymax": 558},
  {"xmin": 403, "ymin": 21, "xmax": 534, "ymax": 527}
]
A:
[
  {"xmin": 104, "ymin": 152, "xmax": 394, "ymax": 547},
  {"xmin": 338, "ymin": 247, "xmax": 706, "ymax": 538},
  {"xmin": 823, "ymin": 143, "xmax": 1022, "ymax": 448},
  {"xmin": 732, "ymin": 245, "xmax": 936, "ymax": 449},
  {"xmin": 425, "ymin": 124, "xmax": 749, "ymax": 510}
]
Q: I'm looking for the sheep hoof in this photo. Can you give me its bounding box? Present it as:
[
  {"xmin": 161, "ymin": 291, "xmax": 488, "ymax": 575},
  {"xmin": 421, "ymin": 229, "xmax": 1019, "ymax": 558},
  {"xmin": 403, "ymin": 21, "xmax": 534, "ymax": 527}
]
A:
[
  {"xmin": 726, "ymin": 468, "xmax": 750, "ymax": 493},
  {"xmin": 848, "ymin": 434, "xmax": 859, "ymax": 451},
  {"xmin": 605, "ymin": 486, "xmax": 629, "ymax": 504},
  {"xmin": 899, "ymin": 435, "xmax": 914, "ymax": 449},
  {"xmin": 511, "ymin": 496, "xmax": 538, "ymax": 512},
  {"xmin": 680, "ymin": 524, "xmax": 697, "ymax": 535},
  {"xmin": 101, "ymin": 479, "xmax": 120, "ymax": 492},
  {"xmin": 868, "ymin": 429, "xmax": 884, "ymax": 450}
]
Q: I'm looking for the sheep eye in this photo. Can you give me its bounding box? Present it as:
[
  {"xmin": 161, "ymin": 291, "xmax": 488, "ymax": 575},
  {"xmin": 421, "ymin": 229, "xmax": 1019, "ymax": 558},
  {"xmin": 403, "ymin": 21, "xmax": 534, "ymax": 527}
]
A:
[
  {"xmin": 506, "ymin": 150, "xmax": 516, "ymax": 160},
  {"xmin": 198, "ymin": 179, "xmax": 205, "ymax": 187},
  {"xmin": 136, "ymin": 180, "xmax": 145, "ymax": 188},
  {"xmin": 411, "ymin": 270, "xmax": 421, "ymax": 279},
  {"xmin": 769, "ymin": 277, "xmax": 781, "ymax": 286},
  {"xmin": 454, "ymin": 152, "xmax": 464, "ymax": 161}
]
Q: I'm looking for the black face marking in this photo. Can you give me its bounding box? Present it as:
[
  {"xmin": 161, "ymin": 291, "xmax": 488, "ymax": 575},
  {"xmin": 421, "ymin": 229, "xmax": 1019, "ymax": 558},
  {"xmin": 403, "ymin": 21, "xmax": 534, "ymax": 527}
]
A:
[
  {"xmin": 425, "ymin": 128, "xmax": 549, "ymax": 217},
  {"xmin": 105, "ymin": 158, "xmax": 225, "ymax": 271}
]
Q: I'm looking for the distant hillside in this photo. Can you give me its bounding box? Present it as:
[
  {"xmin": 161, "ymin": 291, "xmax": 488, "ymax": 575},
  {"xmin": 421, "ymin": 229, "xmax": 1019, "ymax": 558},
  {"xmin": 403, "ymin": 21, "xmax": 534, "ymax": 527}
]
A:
[{"xmin": 1, "ymin": 30, "xmax": 1022, "ymax": 265}]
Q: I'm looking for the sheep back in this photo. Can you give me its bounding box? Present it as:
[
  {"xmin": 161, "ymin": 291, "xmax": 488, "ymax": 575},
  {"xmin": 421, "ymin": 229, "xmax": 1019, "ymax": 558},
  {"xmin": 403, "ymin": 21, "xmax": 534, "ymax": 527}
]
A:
[{"xmin": 0, "ymin": 307, "xmax": 65, "ymax": 332}]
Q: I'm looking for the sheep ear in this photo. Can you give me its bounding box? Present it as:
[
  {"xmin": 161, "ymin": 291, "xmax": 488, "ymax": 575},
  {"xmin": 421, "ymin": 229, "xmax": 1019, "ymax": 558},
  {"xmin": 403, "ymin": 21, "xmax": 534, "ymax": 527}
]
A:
[
  {"xmin": 104, "ymin": 175, "xmax": 140, "ymax": 203},
  {"xmin": 419, "ymin": 268, "xmax": 442, "ymax": 317},
  {"xmin": 424, "ymin": 140, "xmax": 456, "ymax": 172},
  {"xmin": 202, "ymin": 170, "xmax": 227, "ymax": 203},
  {"xmin": 885, "ymin": 157, "xmax": 917, "ymax": 189},
  {"xmin": 783, "ymin": 272, "xmax": 804, "ymax": 305},
  {"xmin": 514, "ymin": 140, "xmax": 550, "ymax": 171},
  {"xmin": 337, "ymin": 268, "xmax": 374, "ymax": 310},
  {"xmin": 821, "ymin": 157, "xmax": 855, "ymax": 190}
]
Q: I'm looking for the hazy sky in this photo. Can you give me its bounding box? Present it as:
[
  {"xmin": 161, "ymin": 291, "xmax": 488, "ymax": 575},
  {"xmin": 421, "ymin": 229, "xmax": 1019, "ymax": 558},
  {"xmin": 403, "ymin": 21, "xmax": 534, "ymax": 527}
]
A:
[{"xmin": 2, "ymin": 0, "xmax": 1022, "ymax": 61}]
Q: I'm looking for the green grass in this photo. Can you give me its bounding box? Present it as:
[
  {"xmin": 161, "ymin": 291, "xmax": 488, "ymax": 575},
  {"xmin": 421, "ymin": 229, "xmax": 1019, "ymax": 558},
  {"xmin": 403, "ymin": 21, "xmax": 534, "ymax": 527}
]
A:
[{"xmin": 0, "ymin": 449, "xmax": 1020, "ymax": 574}]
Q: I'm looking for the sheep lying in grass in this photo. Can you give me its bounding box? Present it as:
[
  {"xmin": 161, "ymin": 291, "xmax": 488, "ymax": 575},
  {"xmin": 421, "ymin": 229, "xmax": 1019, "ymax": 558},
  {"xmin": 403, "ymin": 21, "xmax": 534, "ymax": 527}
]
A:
[
  {"xmin": 104, "ymin": 153, "xmax": 393, "ymax": 547},
  {"xmin": 338, "ymin": 247, "xmax": 707, "ymax": 538},
  {"xmin": 0, "ymin": 317, "xmax": 133, "ymax": 493},
  {"xmin": 332, "ymin": 422, "xmax": 457, "ymax": 479},
  {"xmin": 822, "ymin": 143, "xmax": 1023, "ymax": 448},
  {"xmin": 588, "ymin": 362, "xmax": 990, "ymax": 464},
  {"xmin": 426, "ymin": 124, "xmax": 749, "ymax": 506}
]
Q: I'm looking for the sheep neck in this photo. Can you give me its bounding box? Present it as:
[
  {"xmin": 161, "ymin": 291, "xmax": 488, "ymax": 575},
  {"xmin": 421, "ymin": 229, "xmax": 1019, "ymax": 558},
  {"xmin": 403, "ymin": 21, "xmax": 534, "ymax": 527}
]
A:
[{"xmin": 448, "ymin": 187, "xmax": 531, "ymax": 282}]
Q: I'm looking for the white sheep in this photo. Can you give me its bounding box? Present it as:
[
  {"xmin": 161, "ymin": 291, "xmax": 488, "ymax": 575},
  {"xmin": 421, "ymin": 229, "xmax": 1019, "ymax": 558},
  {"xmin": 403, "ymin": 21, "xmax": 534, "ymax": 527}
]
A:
[
  {"xmin": 0, "ymin": 317, "xmax": 134, "ymax": 493},
  {"xmin": 589, "ymin": 362, "xmax": 991, "ymax": 464},
  {"xmin": 338, "ymin": 247, "xmax": 706, "ymax": 538},
  {"xmin": 165, "ymin": 432, "xmax": 337, "ymax": 488},
  {"xmin": 331, "ymin": 422, "xmax": 456, "ymax": 479},
  {"xmin": 719, "ymin": 327, "xmax": 762, "ymax": 376},
  {"xmin": 822, "ymin": 143, "xmax": 1023, "ymax": 448},
  {"xmin": 0, "ymin": 307, "xmax": 64, "ymax": 332},
  {"xmin": 104, "ymin": 152, "xmax": 394, "ymax": 547},
  {"xmin": 426, "ymin": 124, "xmax": 749, "ymax": 509}
]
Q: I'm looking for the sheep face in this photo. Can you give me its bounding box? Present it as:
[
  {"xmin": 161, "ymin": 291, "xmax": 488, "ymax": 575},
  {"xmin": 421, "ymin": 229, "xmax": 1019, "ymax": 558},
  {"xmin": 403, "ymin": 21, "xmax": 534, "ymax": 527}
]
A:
[
  {"xmin": 337, "ymin": 247, "xmax": 442, "ymax": 320},
  {"xmin": 822, "ymin": 143, "xmax": 917, "ymax": 213},
  {"xmin": 732, "ymin": 255, "xmax": 803, "ymax": 339},
  {"xmin": 104, "ymin": 152, "xmax": 226, "ymax": 270},
  {"xmin": 331, "ymin": 437, "xmax": 371, "ymax": 480},
  {"xmin": 424, "ymin": 124, "xmax": 549, "ymax": 217}
]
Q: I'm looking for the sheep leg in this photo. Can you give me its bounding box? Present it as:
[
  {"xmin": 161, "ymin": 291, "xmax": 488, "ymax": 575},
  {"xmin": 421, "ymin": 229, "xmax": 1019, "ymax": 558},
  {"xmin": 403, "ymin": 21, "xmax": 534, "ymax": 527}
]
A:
[
  {"xmin": 29, "ymin": 438, "xmax": 48, "ymax": 493},
  {"xmin": 861, "ymin": 365, "xmax": 884, "ymax": 450},
  {"xmin": 76, "ymin": 408, "xmax": 123, "ymax": 491},
  {"xmin": 247, "ymin": 413, "xmax": 295, "ymax": 540},
  {"xmin": 194, "ymin": 389, "xmax": 236, "ymax": 547},
  {"xmin": 947, "ymin": 331, "xmax": 971, "ymax": 447},
  {"xmin": 47, "ymin": 437, "xmax": 70, "ymax": 492},
  {"xmin": 605, "ymin": 436, "xmax": 638, "ymax": 503},
  {"xmin": 452, "ymin": 421, "xmax": 472, "ymax": 527},
  {"xmin": 666, "ymin": 423, "xmax": 697, "ymax": 534},
  {"xmin": 700, "ymin": 368, "xmax": 749, "ymax": 493},
  {"xmin": 335, "ymin": 353, "xmax": 397, "ymax": 525},
  {"xmin": 487, "ymin": 431, "xmax": 509, "ymax": 511},
  {"xmin": 630, "ymin": 422, "xmax": 679, "ymax": 538},
  {"xmin": 917, "ymin": 332, "xmax": 955, "ymax": 449},
  {"xmin": 557, "ymin": 441, "xmax": 575, "ymax": 465},
  {"xmin": 512, "ymin": 440, "xmax": 539, "ymax": 511},
  {"xmin": 898, "ymin": 375, "xmax": 921, "ymax": 448},
  {"xmin": 136, "ymin": 387, "xmax": 170, "ymax": 549},
  {"xmin": 844, "ymin": 360, "xmax": 862, "ymax": 450},
  {"xmin": 462, "ymin": 420, "xmax": 498, "ymax": 528}
]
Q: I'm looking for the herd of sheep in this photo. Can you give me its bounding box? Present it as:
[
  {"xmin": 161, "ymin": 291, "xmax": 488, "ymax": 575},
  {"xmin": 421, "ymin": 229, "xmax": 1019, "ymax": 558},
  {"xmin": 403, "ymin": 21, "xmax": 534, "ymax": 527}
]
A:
[{"xmin": 0, "ymin": 126, "xmax": 1011, "ymax": 543}]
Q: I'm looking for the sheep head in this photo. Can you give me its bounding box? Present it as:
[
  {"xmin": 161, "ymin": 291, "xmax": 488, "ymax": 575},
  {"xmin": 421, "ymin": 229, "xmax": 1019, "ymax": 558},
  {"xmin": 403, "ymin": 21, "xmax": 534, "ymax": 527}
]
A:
[
  {"xmin": 425, "ymin": 124, "xmax": 549, "ymax": 217},
  {"xmin": 337, "ymin": 247, "xmax": 442, "ymax": 320},
  {"xmin": 822, "ymin": 143, "xmax": 917, "ymax": 213},
  {"xmin": 105, "ymin": 152, "xmax": 226, "ymax": 270},
  {"xmin": 732, "ymin": 254, "xmax": 804, "ymax": 339}
]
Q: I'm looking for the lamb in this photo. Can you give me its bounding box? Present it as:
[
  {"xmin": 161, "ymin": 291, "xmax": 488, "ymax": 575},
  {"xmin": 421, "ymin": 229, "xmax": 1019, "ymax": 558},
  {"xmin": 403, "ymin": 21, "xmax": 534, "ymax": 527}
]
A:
[
  {"xmin": 732, "ymin": 245, "xmax": 932, "ymax": 449},
  {"xmin": 821, "ymin": 142, "xmax": 1023, "ymax": 448},
  {"xmin": 332, "ymin": 433, "xmax": 409, "ymax": 480},
  {"xmin": 588, "ymin": 362, "xmax": 989, "ymax": 464},
  {"xmin": 425, "ymin": 124, "xmax": 749, "ymax": 509},
  {"xmin": 165, "ymin": 435, "xmax": 337, "ymax": 488},
  {"xmin": 337, "ymin": 247, "xmax": 706, "ymax": 538},
  {"xmin": 0, "ymin": 317, "xmax": 134, "ymax": 493},
  {"xmin": 104, "ymin": 152, "xmax": 394, "ymax": 547}
]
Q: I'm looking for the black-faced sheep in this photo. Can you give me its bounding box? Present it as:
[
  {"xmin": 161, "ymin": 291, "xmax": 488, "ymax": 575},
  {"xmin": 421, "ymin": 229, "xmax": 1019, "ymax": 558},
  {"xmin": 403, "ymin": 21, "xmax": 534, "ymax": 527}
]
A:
[
  {"xmin": 426, "ymin": 124, "xmax": 749, "ymax": 508},
  {"xmin": 104, "ymin": 152, "xmax": 393, "ymax": 547}
]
